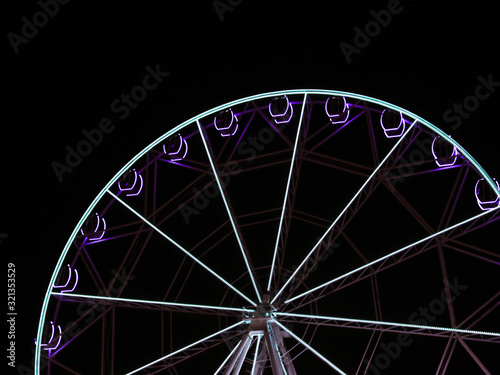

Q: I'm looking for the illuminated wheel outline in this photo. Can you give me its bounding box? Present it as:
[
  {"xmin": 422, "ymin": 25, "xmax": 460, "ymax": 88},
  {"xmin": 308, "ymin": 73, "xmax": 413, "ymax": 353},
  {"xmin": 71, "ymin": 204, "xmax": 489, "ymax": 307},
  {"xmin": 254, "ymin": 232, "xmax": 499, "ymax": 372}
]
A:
[{"xmin": 36, "ymin": 89, "xmax": 500, "ymax": 374}]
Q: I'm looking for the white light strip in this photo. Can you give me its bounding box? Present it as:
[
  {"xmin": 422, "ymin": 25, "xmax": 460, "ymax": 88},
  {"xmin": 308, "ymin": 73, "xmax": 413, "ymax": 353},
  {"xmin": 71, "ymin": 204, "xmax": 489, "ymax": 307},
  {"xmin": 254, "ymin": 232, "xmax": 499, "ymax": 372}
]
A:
[
  {"xmin": 285, "ymin": 207, "xmax": 495, "ymax": 304},
  {"xmin": 268, "ymin": 94, "xmax": 308, "ymax": 292},
  {"xmin": 213, "ymin": 339, "xmax": 243, "ymax": 375},
  {"xmin": 51, "ymin": 292, "xmax": 254, "ymax": 313},
  {"xmin": 125, "ymin": 321, "xmax": 246, "ymax": 375},
  {"xmin": 250, "ymin": 334, "xmax": 263, "ymax": 375},
  {"xmin": 267, "ymin": 323, "xmax": 288, "ymax": 374},
  {"xmin": 197, "ymin": 120, "xmax": 261, "ymax": 302},
  {"xmin": 276, "ymin": 312, "xmax": 500, "ymax": 337},
  {"xmin": 107, "ymin": 190, "xmax": 256, "ymax": 306},
  {"xmin": 272, "ymin": 120, "xmax": 417, "ymax": 304},
  {"xmin": 273, "ymin": 321, "xmax": 347, "ymax": 375}
]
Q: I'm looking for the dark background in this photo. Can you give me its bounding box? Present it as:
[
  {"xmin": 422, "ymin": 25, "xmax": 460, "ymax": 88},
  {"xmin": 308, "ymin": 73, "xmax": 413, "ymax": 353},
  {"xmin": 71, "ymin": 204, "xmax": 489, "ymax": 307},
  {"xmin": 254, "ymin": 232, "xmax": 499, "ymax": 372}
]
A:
[{"xmin": 3, "ymin": 1, "xmax": 500, "ymax": 373}]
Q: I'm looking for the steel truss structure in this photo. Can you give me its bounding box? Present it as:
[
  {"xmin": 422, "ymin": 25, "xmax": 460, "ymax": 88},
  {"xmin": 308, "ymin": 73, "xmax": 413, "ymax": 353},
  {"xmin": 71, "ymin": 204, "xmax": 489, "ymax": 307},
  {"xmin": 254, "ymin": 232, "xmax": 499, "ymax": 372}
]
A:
[{"xmin": 36, "ymin": 90, "xmax": 500, "ymax": 374}]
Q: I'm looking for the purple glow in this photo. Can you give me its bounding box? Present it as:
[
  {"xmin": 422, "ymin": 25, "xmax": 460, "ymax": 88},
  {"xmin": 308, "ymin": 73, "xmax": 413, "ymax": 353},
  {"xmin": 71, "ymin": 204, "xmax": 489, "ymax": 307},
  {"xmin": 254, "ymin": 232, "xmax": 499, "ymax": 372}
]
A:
[
  {"xmin": 62, "ymin": 269, "xmax": 78, "ymax": 293},
  {"xmin": 80, "ymin": 213, "xmax": 107, "ymax": 241},
  {"xmin": 42, "ymin": 321, "xmax": 55, "ymax": 348},
  {"xmin": 50, "ymin": 326, "xmax": 62, "ymax": 354},
  {"xmin": 221, "ymin": 124, "xmax": 238, "ymax": 137},
  {"xmin": 380, "ymin": 109, "xmax": 405, "ymax": 138},
  {"xmin": 325, "ymin": 96, "xmax": 350, "ymax": 124},
  {"xmin": 163, "ymin": 133, "xmax": 188, "ymax": 161},
  {"xmin": 126, "ymin": 174, "xmax": 143, "ymax": 196},
  {"xmin": 53, "ymin": 264, "xmax": 72, "ymax": 289},
  {"xmin": 50, "ymin": 335, "xmax": 73, "ymax": 357},
  {"xmin": 37, "ymin": 321, "xmax": 62, "ymax": 352},
  {"xmin": 330, "ymin": 110, "xmax": 350, "ymax": 125},
  {"xmin": 90, "ymin": 215, "xmax": 106, "ymax": 241},
  {"xmin": 53, "ymin": 265, "xmax": 79, "ymax": 293},
  {"xmin": 118, "ymin": 169, "xmax": 137, "ymax": 192},
  {"xmin": 269, "ymin": 95, "xmax": 294, "ymax": 124},
  {"xmin": 214, "ymin": 109, "xmax": 239, "ymax": 136},
  {"xmin": 432, "ymin": 136, "xmax": 459, "ymax": 167},
  {"xmin": 163, "ymin": 135, "xmax": 181, "ymax": 154},
  {"xmin": 92, "ymin": 217, "xmax": 106, "ymax": 241},
  {"xmin": 475, "ymin": 178, "xmax": 500, "ymax": 210},
  {"xmin": 214, "ymin": 109, "xmax": 234, "ymax": 131},
  {"xmin": 118, "ymin": 169, "xmax": 144, "ymax": 196}
]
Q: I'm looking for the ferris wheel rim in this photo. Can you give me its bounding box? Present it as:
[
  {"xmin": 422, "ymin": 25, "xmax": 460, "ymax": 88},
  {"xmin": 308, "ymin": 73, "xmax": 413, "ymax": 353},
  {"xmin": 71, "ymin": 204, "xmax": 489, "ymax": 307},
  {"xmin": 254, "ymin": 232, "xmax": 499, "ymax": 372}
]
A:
[{"xmin": 34, "ymin": 89, "xmax": 500, "ymax": 374}]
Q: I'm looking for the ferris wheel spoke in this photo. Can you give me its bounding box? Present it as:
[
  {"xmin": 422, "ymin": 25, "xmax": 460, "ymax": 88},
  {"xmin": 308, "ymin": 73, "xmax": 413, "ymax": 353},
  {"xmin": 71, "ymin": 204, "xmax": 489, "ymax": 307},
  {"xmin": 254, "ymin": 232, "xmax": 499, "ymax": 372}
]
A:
[
  {"xmin": 285, "ymin": 208, "xmax": 498, "ymax": 307},
  {"xmin": 51, "ymin": 292, "xmax": 253, "ymax": 316},
  {"xmin": 458, "ymin": 290, "xmax": 500, "ymax": 333},
  {"xmin": 271, "ymin": 120, "xmax": 418, "ymax": 305},
  {"xmin": 107, "ymin": 190, "xmax": 256, "ymax": 306},
  {"xmin": 197, "ymin": 120, "xmax": 261, "ymax": 302},
  {"xmin": 457, "ymin": 337, "xmax": 493, "ymax": 374},
  {"xmin": 435, "ymin": 336, "xmax": 458, "ymax": 374},
  {"xmin": 268, "ymin": 94, "xmax": 309, "ymax": 292},
  {"xmin": 250, "ymin": 334, "xmax": 263, "ymax": 375},
  {"xmin": 356, "ymin": 330, "xmax": 383, "ymax": 375},
  {"xmin": 213, "ymin": 338, "xmax": 243, "ymax": 375},
  {"xmin": 220, "ymin": 332, "xmax": 254, "ymax": 374},
  {"xmin": 273, "ymin": 321, "xmax": 347, "ymax": 374},
  {"xmin": 275, "ymin": 312, "xmax": 500, "ymax": 343},
  {"xmin": 124, "ymin": 321, "xmax": 246, "ymax": 375}
]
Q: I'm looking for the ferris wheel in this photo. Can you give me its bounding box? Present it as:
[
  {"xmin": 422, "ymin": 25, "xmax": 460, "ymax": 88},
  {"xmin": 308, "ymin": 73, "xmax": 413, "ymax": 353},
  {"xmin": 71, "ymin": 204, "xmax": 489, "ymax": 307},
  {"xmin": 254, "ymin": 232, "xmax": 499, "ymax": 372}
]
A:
[{"xmin": 35, "ymin": 90, "xmax": 500, "ymax": 374}]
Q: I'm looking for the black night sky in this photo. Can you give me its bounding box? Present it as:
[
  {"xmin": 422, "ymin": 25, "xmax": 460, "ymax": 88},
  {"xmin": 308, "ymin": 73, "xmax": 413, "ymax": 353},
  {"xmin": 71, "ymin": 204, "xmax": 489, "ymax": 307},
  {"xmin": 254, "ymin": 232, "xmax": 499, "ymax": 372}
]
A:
[{"xmin": 3, "ymin": 1, "xmax": 500, "ymax": 374}]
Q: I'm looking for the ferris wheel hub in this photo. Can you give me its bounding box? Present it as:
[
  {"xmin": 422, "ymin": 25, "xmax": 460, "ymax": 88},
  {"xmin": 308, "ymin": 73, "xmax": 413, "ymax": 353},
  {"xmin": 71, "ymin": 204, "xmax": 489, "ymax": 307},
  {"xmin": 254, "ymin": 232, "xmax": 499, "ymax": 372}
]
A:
[{"xmin": 245, "ymin": 302, "xmax": 277, "ymax": 330}]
